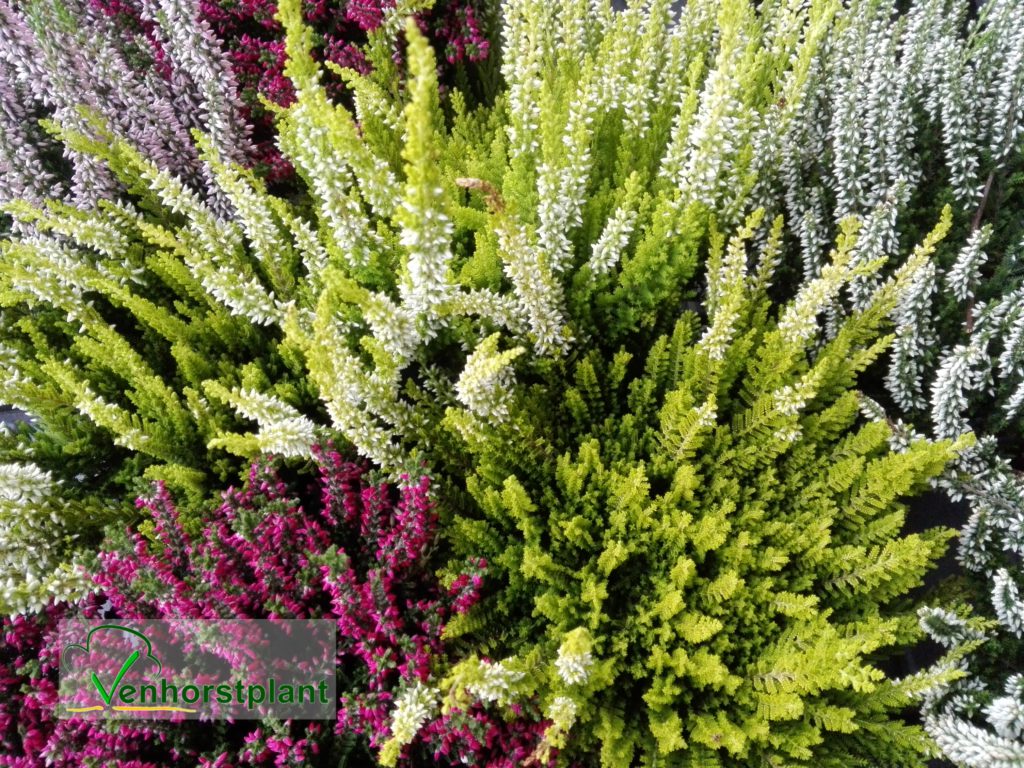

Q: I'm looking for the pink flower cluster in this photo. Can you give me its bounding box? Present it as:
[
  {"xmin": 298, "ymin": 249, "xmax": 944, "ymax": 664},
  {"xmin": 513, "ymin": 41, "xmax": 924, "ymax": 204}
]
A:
[
  {"xmin": 421, "ymin": 702, "xmax": 555, "ymax": 768},
  {"xmin": 0, "ymin": 448, "xmax": 548, "ymax": 768},
  {"xmin": 0, "ymin": 597, "xmax": 178, "ymax": 768}
]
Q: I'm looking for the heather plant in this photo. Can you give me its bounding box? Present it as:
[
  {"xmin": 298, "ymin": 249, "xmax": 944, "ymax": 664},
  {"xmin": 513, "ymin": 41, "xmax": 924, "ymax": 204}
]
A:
[
  {"xmin": 0, "ymin": 450, "xmax": 548, "ymax": 767},
  {"xmin": 390, "ymin": 213, "xmax": 969, "ymax": 768},
  {"xmin": 768, "ymin": 1, "xmax": 1024, "ymax": 761},
  {"xmin": 88, "ymin": 0, "xmax": 494, "ymax": 184},
  {"xmin": 0, "ymin": 0, "xmax": 834, "ymax": 611},
  {"xmin": 0, "ymin": 0, "xmax": 251, "ymax": 209},
  {"xmin": 268, "ymin": 8, "xmax": 973, "ymax": 759},
  {"xmin": 0, "ymin": 1, "xmax": 985, "ymax": 763},
  {"xmin": 0, "ymin": 458, "xmax": 124, "ymax": 615}
]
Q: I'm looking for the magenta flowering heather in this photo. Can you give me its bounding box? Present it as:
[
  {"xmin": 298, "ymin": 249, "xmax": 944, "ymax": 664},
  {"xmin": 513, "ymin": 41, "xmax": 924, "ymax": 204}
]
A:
[
  {"xmin": 0, "ymin": 447, "xmax": 547, "ymax": 767},
  {"xmin": 0, "ymin": 597, "xmax": 182, "ymax": 768}
]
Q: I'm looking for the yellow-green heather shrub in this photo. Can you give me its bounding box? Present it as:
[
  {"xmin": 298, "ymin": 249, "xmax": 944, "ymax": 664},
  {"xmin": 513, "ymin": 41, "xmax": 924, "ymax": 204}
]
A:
[
  {"xmin": 0, "ymin": 2, "xmax": 974, "ymax": 766},
  {"xmin": 0, "ymin": 0, "xmax": 833, "ymax": 616}
]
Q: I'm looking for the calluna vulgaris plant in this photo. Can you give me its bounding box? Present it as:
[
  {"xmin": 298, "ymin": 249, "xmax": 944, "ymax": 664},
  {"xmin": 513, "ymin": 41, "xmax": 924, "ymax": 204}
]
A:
[
  {"xmin": 1, "ymin": 450, "xmax": 550, "ymax": 767},
  {"xmin": 767, "ymin": 0, "xmax": 1024, "ymax": 761},
  {"xmin": 0, "ymin": 0, "xmax": 997, "ymax": 765},
  {"xmin": 0, "ymin": 0, "xmax": 832, "ymax": 610},
  {"xmin": 0, "ymin": 0, "xmax": 251, "ymax": 208},
  {"xmin": 88, "ymin": 0, "xmax": 493, "ymax": 183}
]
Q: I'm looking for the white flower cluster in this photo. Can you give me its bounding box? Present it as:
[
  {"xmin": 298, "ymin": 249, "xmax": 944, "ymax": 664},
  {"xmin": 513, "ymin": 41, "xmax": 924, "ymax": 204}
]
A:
[
  {"xmin": 466, "ymin": 660, "xmax": 525, "ymax": 706},
  {"xmin": 929, "ymin": 343, "xmax": 989, "ymax": 440},
  {"xmin": 993, "ymin": 569, "xmax": 1024, "ymax": 639},
  {"xmin": 699, "ymin": 213, "xmax": 763, "ymax": 361},
  {"xmin": 947, "ymin": 227, "xmax": 992, "ymax": 303},
  {"xmin": 555, "ymin": 628, "xmax": 594, "ymax": 686},
  {"xmin": 555, "ymin": 648, "xmax": 593, "ymax": 686},
  {"xmin": 133, "ymin": 155, "xmax": 288, "ymax": 327},
  {"xmin": 500, "ymin": 0, "xmax": 548, "ymax": 159},
  {"xmin": 213, "ymin": 386, "xmax": 317, "ymax": 459},
  {"xmin": 497, "ymin": 217, "xmax": 573, "ymax": 356},
  {"xmin": 926, "ymin": 714, "xmax": 1024, "ymax": 768},
  {"xmin": 987, "ymin": 675, "xmax": 1024, "ymax": 742},
  {"xmin": 770, "ymin": 371, "xmax": 822, "ymax": 443},
  {"xmin": 918, "ymin": 606, "xmax": 987, "ymax": 649},
  {"xmin": 0, "ymin": 462, "xmax": 89, "ymax": 616},
  {"xmin": 455, "ymin": 335, "xmax": 525, "ymax": 426},
  {"xmin": 777, "ymin": 253, "xmax": 852, "ymax": 348},
  {"xmin": 589, "ymin": 195, "xmax": 638, "ymax": 276},
  {"xmin": 278, "ymin": 101, "xmax": 381, "ymax": 271},
  {"xmin": 387, "ymin": 682, "xmax": 439, "ymax": 749},
  {"xmin": 886, "ymin": 259, "xmax": 938, "ymax": 412}
]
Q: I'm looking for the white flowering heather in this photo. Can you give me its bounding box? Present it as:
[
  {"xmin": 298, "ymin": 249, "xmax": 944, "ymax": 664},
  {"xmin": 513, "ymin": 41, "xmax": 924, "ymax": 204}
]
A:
[
  {"xmin": 379, "ymin": 682, "xmax": 439, "ymax": 766},
  {"xmin": 994, "ymin": 569, "xmax": 1024, "ymax": 639},
  {"xmin": 538, "ymin": 695, "xmax": 578, "ymax": 761},
  {"xmin": 454, "ymin": 335, "xmax": 524, "ymax": 426},
  {"xmin": 947, "ymin": 226, "xmax": 993, "ymax": 303},
  {"xmin": 465, "ymin": 660, "xmax": 525, "ymax": 705},
  {"xmin": 776, "ymin": 235, "xmax": 856, "ymax": 348},
  {"xmin": 546, "ymin": 695, "xmax": 577, "ymax": 726},
  {"xmin": 204, "ymin": 384, "xmax": 317, "ymax": 459},
  {"xmin": 988, "ymin": 676, "xmax": 1024, "ymax": 741},
  {"xmin": 887, "ymin": 259, "xmax": 938, "ymax": 412},
  {"xmin": 554, "ymin": 627, "xmax": 594, "ymax": 686},
  {"xmin": 927, "ymin": 715, "xmax": 1024, "ymax": 768},
  {"xmin": 919, "ymin": 437, "xmax": 1024, "ymax": 765},
  {"xmin": 499, "ymin": 0, "xmax": 548, "ymax": 160},
  {"xmin": 495, "ymin": 216, "xmax": 572, "ymax": 356},
  {"xmin": 843, "ymin": 183, "xmax": 908, "ymax": 310},
  {"xmin": 589, "ymin": 184, "xmax": 639, "ymax": 276},
  {"xmin": 918, "ymin": 606, "xmax": 987, "ymax": 648},
  {"xmin": 930, "ymin": 343, "xmax": 990, "ymax": 441},
  {"xmin": 770, "ymin": 374, "xmax": 822, "ymax": 442},
  {"xmin": 396, "ymin": 23, "xmax": 453, "ymax": 323},
  {"xmin": 127, "ymin": 146, "xmax": 285, "ymax": 326},
  {"xmin": 699, "ymin": 212, "xmax": 769, "ymax": 361},
  {"xmin": 0, "ymin": 462, "xmax": 89, "ymax": 616}
]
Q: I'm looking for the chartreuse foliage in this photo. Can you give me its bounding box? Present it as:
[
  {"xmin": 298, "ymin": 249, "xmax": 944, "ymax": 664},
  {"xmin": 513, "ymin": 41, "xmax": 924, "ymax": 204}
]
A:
[
  {"xmin": 0, "ymin": 3, "xmax": 970, "ymax": 765},
  {"xmin": 275, "ymin": 0, "xmax": 840, "ymax": 466},
  {"xmin": 0, "ymin": 0, "xmax": 836, "ymax": 615},
  {"xmin": 423, "ymin": 211, "xmax": 970, "ymax": 768}
]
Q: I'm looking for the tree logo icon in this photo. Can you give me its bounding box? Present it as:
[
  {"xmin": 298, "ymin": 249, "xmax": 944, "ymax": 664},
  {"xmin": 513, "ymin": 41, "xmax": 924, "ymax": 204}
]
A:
[{"xmin": 61, "ymin": 624, "xmax": 195, "ymax": 714}]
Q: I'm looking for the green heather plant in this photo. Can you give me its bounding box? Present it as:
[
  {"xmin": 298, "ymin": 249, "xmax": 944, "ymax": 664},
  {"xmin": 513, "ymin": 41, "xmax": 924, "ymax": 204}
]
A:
[
  {"xmin": 0, "ymin": 0, "xmax": 834, "ymax": 612},
  {"xmin": 768, "ymin": 0, "xmax": 1024, "ymax": 761},
  {"xmin": 0, "ymin": 2, "xmax": 979, "ymax": 765},
  {"xmin": 421, "ymin": 211, "xmax": 969, "ymax": 768}
]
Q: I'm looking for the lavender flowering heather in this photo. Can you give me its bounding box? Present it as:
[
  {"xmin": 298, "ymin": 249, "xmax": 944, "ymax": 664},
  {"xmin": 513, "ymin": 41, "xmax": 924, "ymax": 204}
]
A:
[
  {"xmin": 0, "ymin": 0, "xmax": 251, "ymax": 209},
  {"xmin": 0, "ymin": 448, "xmax": 551, "ymax": 767}
]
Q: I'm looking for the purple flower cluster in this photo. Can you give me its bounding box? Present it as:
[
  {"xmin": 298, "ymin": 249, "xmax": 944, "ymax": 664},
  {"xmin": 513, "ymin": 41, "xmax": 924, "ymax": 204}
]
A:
[{"xmin": 0, "ymin": 448, "xmax": 548, "ymax": 767}]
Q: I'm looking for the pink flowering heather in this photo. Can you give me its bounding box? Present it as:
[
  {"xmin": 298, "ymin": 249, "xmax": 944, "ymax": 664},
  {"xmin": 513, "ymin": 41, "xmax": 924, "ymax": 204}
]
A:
[
  {"xmin": 0, "ymin": 597, "xmax": 186, "ymax": 768},
  {"xmin": 0, "ymin": 447, "xmax": 547, "ymax": 767},
  {"xmin": 419, "ymin": 702, "xmax": 555, "ymax": 768},
  {"xmin": 89, "ymin": 0, "xmax": 491, "ymax": 184}
]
